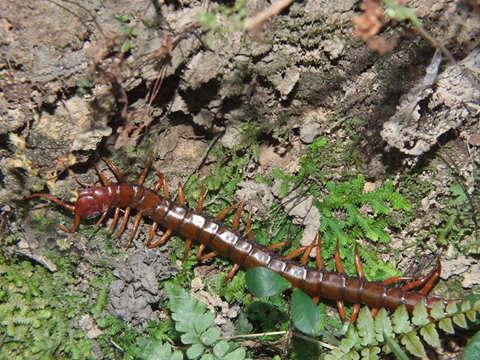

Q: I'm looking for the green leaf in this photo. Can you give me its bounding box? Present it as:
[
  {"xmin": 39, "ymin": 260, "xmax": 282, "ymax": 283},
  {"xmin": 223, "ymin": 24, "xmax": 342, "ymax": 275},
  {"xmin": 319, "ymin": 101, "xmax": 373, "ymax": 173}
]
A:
[
  {"xmin": 194, "ymin": 313, "xmax": 215, "ymax": 334},
  {"xmin": 121, "ymin": 40, "xmax": 133, "ymax": 53},
  {"xmin": 186, "ymin": 343, "xmax": 205, "ymax": 359},
  {"xmin": 384, "ymin": 334, "xmax": 409, "ymax": 360},
  {"xmin": 200, "ymin": 326, "xmax": 221, "ymax": 346},
  {"xmin": 374, "ymin": 308, "xmax": 393, "ymax": 342},
  {"xmin": 224, "ymin": 347, "xmax": 246, "ymax": 360},
  {"xmin": 357, "ymin": 307, "xmax": 375, "ymax": 346},
  {"xmin": 245, "ymin": 267, "xmax": 290, "ymax": 298},
  {"xmin": 453, "ymin": 313, "xmax": 468, "ymax": 329},
  {"xmin": 412, "ymin": 302, "xmax": 429, "ymax": 326},
  {"xmin": 401, "ymin": 332, "xmax": 427, "ymax": 358},
  {"xmin": 430, "ymin": 301, "xmax": 445, "ymax": 320},
  {"xmin": 290, "ymin": 289, "xmax": 324, "ymax": 336},
  {"xmin": 392, "ymin": 305, "xmax": 412, "ymax": 334},
  {"xmin": 438, "ymin": 318, "xmax": 455, "ymax": 334},
  {"xmin": 463, "ymin": 329, "xmax": 480, "ymax": 360},
  {"xmin": 420, "ymin": 323, "xmax": 441, "ymax": 348},
  {"xmin": 213, "ymin": 341, "xmax": 230, "ymax": 357}
]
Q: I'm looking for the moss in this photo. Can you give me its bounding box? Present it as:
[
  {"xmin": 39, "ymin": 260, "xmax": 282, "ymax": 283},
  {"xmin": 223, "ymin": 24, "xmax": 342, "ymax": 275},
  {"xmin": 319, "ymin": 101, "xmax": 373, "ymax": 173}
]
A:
[{"xmin": 0, "ymin": 255, "xmax": 93, "ymax": 359}]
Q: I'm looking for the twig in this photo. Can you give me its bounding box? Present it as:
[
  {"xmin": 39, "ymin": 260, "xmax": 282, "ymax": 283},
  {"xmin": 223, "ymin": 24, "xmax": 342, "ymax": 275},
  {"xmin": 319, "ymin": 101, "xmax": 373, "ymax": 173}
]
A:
[
  {"xmin": 244, "ymin": 0, "xmax": 295, "ymax": 32},
  {"xmin": 228, "ymin": 330, "xmax": 337, "ymax": 350},
  {"xmin": 181, "ymin": 132, "xmax": 224, "ymax": 189}
]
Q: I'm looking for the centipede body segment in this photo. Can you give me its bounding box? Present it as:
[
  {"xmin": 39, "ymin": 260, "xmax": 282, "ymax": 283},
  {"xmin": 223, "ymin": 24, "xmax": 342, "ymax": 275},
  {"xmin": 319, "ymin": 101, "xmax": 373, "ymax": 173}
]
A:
[{"xmin": 28, "ymin": 157, "xmax": 447, "ymax": 322}]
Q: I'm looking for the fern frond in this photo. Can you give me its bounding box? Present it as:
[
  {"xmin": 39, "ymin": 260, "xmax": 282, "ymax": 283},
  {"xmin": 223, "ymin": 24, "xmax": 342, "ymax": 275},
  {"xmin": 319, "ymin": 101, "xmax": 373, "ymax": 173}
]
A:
[{"xmin": 325, "ymin": 299, "xmax": 480, "ymax": 359}]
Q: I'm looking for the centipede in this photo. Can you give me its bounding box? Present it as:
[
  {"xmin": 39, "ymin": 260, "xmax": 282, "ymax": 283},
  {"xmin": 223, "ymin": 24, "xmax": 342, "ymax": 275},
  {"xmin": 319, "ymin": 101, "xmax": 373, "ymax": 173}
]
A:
[{"xmin": 28, "ymin": 156, "xmax": 447, "ymax": 323}]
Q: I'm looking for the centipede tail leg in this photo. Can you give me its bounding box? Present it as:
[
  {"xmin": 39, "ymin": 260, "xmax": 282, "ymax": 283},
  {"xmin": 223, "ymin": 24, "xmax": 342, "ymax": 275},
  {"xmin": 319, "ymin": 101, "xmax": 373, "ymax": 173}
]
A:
[
  {"xmin": 419, "ymin": 261, "xmax": 441, "ymax": 296},
  {"xmin": 334, "ymin": 239, "xmax": 347, "ymax": 322}
]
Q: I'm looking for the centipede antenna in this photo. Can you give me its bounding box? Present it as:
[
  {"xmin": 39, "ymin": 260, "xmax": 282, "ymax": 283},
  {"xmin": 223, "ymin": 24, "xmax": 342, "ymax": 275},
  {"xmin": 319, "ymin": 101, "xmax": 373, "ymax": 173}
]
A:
[{"xmin": 28, "ymin": 194, "xmax": 75, "ymax": 212}]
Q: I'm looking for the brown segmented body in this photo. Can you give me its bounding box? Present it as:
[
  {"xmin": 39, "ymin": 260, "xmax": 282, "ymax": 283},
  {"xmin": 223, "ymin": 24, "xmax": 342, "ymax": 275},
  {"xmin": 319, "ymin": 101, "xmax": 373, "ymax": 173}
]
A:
[{"xmin": 29, "ymin": 163, "xmax": 446, "ymax": 316}]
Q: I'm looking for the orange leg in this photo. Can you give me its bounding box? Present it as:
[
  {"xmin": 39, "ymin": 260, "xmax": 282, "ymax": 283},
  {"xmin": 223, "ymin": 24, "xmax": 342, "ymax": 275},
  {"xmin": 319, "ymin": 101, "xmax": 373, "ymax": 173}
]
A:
[
  {"xmin": 94, "ymin": 209, "xmax": 110, "ymax": 229},
  {"xmin": 101, "ymin": 158, "xmax": 126, "ymax": 183},
  {"xmin": 108, "ymin": 208, "xmax": 121, "ymax": 233},
  {"xmin": 126, "ymin": 212, "xmax": 144, "ymax": 248},
  {"xmin": 197, "ymin": 202, "xmax": 237, "ymax": 260},
  {"xmin": 147, "ymin": 228, "xmax": 173, "ymax": 249},
  {"xmin": 334, "ymin": 239, "xmax": 348, "ymax": 322},
  {"xmin": 95, "ymin": 163, "xmax": 113, "ymax": 185},
  {"xmin": 114, "ymin": 156, "xmax": 153, "ymax": 241}
]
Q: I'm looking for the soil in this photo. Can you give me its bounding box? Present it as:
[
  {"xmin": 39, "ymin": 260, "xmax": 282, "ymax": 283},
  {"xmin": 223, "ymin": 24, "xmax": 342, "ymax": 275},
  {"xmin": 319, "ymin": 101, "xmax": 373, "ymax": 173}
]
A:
[{"xmin": 1, "ymin": 0, "xmax": 479, "ymax": 358}]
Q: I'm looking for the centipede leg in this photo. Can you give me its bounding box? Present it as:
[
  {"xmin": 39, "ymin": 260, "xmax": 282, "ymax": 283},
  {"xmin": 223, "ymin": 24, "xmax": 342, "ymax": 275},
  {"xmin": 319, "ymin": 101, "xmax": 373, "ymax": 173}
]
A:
[
  {"xmin": 109, "ymin": 208, "xmax": 121, "ymax": 233},
  {"xmin": 196, "ymin": 203, "xmax": 235, "ymax": 259},
  {"xmin": 95, "ymin": 163, "xmax": 113, "ymax": 185},
  {"xmin": 312, "ymin": 233, "xmax": 323, "ymax": 304},
  {"xmin": 177, "ymin": 184, "xmax": 192, "ymax": 259},
  {"xmin": 399, "ymin": 261, "xmax": 441, "ymax": 293},
  {"xmin": 146, "ymin": 173, "xmax": 169, "ymax": 246},
  {"xmin": 350, "ymin": 245, "xmax": 364, "ymax": 323},
  {"xmin": 243, "ymin": 208, "xmax": 254, "ymax": 242},
  {"xmin": 114, "ymin": 157, "xmax": 153, "ymax": 241},
  {"xmin": 58, "ymin": 212, "xmax": 82, "ymax": 233},
  {"xmin": 101, "ymin": 159, "xmax": 126, "ymax": 183},
  {"xmin": 126, "ymin": 212, "xmax": 144, "ymax": 248},
  {"xmin": 419, "ymin": 261, "xmax": 441, "ymax": 296},
  {"xmin": 94, "ymin": 209, "xmax": 110, "ymax": 229},
  {"xmin": 114, "ymin": 207, "xmax": 132, "ymax": 238},
  {"xmin": 147, "ymin": 228, "xmax": 173, "ymax": 248},
  {"xmin": 334, "ymin": 239, "xmax": 347, "ymax": 322}
]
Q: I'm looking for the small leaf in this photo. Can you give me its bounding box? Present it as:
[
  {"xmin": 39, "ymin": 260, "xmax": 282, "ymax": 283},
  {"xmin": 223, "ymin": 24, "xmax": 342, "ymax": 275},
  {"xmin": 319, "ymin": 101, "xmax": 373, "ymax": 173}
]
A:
[
  {"xmin": 200, "ymin": 326, "xmax": 221, "ymax": 346},
  {"xmin": 420, "ymin": 323, "xmax": 441, "ymax": 348},
  {"xmin": 291, "ymin": 289, "xmax": 323, "ymax": 336},
  {"xmin": 186, "ymin": 343, "xmax": 205, "ymax": 359},
  {"xmin": 439, "ymin": 318, "xmax": 455, "ymax": 334},
  {"xmin": 374, "ymin": 309, "xmax": 393, "ymax": 342},
  {"xmin": 446, "ymin": 301, "xmax": 459, "ymax": 315},
  {"xmin": 339, "ymin": 325, "xmax": 359, "ymax": 353},
  {"xmin": 392, "ymin": 305, "xmax": 412, "ymax": 334},
  {"xmin": 384, "ymin": 334, "xmax": 409, "ymax": 360},
  {"xmin": 357, "ymin": 307, "xmax": 375, "ymax": 346},
  {"xmin": 462, "ymin": 329, "xmax": 480, "ymax": 360},
  {"xmin": 361, "ymin": 346, "xmax": 380, "ymax": 360},
  {"xmin": 430, "ymin": 301, "xmax": 445, "ymax": 320},
  {"xmin": 224, "ymin": 347, "xmax": 246, "ymax": 360},
  {"xmin": 412, "ymin": 302, "xmax": 429, "ymax": 326},
  {"xmin": 453, "ymin": 313, "xmax": 468, "ymax": 329},
  {"xmin": 194, "ymin": 313, "xmax": 215, "ymax": 334},
  {"xmin": 466, "ymin": 310, "xmax": 477, "ymax": 322},
  {"xmin": 462, "ymin": 299, "xmax": 472, "ymax": 312},
  {"xmin": 181, "ymin": 333, "xmax": 197, "ymax": 345},
  {"xmin": 213, "ymin": 341, "xmax": 230, "ymax": 357},
  {"xmin": 401, "ymin": 332, "xmax": 427, "ymax": 358},
  {"xmin": 121, "ymin": 40, "xmax": 133, "ymax": 53},
  {"xmin": 245, "ymin": 267, "xmax": 290, "ymax": 298}
]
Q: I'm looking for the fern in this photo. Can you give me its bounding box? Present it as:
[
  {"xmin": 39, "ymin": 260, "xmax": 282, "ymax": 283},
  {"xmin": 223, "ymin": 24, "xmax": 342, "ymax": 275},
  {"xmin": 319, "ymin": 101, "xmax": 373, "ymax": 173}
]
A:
[
  {"xmin": 324, "ymin": 299, "xmax": 480, "ymax": 359},
  {"xmin": 164, "ymin": 283, "xmax": 247, "ymax": 360}
]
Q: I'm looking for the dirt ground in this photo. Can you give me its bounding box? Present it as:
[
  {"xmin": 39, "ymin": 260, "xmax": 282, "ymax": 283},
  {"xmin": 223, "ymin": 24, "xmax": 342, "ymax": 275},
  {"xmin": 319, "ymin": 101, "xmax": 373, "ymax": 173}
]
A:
[{"xmin": 1, "ymin": 0, "xmax": 479, "ymax": 359}]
